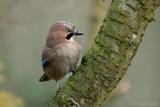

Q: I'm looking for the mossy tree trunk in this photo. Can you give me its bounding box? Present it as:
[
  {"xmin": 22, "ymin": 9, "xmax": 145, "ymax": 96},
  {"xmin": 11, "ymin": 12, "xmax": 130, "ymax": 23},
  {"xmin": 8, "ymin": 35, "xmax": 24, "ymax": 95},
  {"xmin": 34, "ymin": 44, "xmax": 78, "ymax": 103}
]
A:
[{"xmin": 50, "ymin": 0, "xmax": 160, "ymax": 107}]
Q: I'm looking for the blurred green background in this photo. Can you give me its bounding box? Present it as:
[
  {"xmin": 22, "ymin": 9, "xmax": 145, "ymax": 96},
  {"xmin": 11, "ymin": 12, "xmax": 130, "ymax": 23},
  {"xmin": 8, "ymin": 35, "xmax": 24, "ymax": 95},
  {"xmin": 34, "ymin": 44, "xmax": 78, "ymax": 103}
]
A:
[{"xmin": 0, "ymin": 0, "xmax": 159, "ymax": 107}]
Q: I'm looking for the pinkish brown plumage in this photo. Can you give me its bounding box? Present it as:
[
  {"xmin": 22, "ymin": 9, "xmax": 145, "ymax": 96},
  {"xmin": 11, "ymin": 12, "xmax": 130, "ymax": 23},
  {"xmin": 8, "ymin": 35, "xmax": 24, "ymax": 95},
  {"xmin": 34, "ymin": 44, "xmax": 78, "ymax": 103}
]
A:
[{"xmin": 39, "ymin": 21, "xmax": 83, "ymax": 89}]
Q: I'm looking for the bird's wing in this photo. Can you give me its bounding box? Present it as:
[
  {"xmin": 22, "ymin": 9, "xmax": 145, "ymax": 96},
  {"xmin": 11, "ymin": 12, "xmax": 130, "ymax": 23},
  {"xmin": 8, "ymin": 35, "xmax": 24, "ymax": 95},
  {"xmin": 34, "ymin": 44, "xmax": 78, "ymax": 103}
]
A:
[
  {"xmin": 41, "ymin": 46, "xmax": 52, "ymax": 71},
  {"xmin": 42, "ymin": 58, "xmax": 49, "ymax": 71},
  {"xmin": 41, "ymin": 45, "xmax": 61, "ymax": 71}
]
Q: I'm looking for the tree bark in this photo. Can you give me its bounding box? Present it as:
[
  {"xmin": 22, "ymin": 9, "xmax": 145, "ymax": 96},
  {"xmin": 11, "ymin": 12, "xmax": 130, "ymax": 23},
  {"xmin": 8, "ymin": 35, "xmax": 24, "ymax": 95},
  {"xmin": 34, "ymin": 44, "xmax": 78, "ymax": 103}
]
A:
[{"xmin": 50, "ymin": 0, "xmax": 160, "ymax": 107}]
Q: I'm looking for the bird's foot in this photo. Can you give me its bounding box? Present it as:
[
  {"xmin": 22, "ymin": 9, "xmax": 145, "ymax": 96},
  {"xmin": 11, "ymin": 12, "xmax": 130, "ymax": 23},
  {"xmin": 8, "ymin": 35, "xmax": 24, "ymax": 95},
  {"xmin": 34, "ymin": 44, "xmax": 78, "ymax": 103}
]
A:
[
  {"xmin": 56, "ymin": 80, "xmax": 60, "ymax": 90},
  {"xmin": 72, "ymin": 66, "xmax": 78, "ymax": 74}
]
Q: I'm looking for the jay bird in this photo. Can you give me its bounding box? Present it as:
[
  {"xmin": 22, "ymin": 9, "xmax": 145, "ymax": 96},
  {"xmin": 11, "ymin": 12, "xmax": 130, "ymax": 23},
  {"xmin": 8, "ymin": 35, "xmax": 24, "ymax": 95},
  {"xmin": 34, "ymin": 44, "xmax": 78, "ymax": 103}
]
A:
[{"xmin": 39, "ymin": 21, "xmax": 83, "ymax": 89}]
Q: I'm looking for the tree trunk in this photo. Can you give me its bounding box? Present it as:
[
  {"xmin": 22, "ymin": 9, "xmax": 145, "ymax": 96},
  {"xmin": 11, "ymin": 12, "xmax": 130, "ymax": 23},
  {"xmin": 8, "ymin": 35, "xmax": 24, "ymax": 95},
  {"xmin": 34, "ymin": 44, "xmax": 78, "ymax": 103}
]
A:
[{"xmin": 50, "ymin": 0, "xmax": 160, "ymax": 107}]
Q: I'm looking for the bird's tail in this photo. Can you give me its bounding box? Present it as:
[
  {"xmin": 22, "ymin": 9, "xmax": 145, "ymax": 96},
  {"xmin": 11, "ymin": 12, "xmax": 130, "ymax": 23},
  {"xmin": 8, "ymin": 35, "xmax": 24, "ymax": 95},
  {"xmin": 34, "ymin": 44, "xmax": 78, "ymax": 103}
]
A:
[{"xmin": 39, "ymin": 73, "xmax": 50, "ymax": 82}]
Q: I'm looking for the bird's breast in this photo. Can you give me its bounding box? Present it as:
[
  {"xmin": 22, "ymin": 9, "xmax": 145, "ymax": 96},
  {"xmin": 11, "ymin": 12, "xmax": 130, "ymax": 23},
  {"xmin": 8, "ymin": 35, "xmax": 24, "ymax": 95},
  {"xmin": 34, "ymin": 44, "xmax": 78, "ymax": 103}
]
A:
[{"xmin": 44, "ymin": 41, "xmax": 81, "ymax": 80}]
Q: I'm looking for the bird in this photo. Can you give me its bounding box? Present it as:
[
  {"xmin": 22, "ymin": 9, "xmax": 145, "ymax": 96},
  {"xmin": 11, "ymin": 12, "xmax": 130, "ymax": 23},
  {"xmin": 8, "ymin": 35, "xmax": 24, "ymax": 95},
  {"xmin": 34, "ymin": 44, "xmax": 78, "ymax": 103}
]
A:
[{"xmin": 39, "ymin": 21, "xmax": 83, "ymax": 89}]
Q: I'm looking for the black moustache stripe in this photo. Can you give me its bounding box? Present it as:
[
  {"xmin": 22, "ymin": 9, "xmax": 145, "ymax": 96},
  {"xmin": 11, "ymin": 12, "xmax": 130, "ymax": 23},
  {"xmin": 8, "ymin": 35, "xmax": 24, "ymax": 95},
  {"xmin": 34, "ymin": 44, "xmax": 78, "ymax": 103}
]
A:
[{"xmin": 66, "ymin": 33, "xmax": 74, "ymax": 40}]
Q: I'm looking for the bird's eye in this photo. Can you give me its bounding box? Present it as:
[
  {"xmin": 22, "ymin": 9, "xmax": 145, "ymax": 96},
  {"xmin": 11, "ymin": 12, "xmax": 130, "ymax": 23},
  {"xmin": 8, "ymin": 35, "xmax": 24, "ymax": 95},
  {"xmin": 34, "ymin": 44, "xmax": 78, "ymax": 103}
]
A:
[{"xmin": 65, "ymin": 27, "xmax": 72, "ymax": 33}]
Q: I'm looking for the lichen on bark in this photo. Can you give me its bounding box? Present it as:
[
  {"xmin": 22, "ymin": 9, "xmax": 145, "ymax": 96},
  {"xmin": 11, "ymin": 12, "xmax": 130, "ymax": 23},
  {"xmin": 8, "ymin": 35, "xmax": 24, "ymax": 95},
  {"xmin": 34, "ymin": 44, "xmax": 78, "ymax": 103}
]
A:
[{"xmin": 50, "ymin": 0, "xmax": 160, "ymax": 107}]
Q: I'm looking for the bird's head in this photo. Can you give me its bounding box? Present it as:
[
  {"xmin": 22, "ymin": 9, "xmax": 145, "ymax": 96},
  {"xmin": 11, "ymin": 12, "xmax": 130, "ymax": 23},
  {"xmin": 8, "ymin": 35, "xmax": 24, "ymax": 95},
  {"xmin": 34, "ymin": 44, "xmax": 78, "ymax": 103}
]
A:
[{"xmin": 49, "ymin": 21, "xmax": 84, "ymax": 40}]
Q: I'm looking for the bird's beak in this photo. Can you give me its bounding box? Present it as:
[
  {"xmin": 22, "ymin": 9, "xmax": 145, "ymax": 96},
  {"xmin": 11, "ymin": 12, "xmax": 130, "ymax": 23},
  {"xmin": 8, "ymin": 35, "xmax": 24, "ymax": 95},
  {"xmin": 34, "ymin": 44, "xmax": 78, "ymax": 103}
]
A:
[
  {"xmin": 73, "ymin": 29, "xmax": 84, "ymax": 36},
  {"xmin": 74, "ymin": 32, "xmax": 84, "ymax": 36}
]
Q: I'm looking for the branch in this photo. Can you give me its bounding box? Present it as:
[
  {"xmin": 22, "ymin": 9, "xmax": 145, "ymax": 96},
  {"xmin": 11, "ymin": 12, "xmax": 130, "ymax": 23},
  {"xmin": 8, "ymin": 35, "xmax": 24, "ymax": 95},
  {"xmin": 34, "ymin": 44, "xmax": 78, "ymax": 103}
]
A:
[{"xmin": 50, "ymin": 0, "xmax": 160, "ymax": 106}]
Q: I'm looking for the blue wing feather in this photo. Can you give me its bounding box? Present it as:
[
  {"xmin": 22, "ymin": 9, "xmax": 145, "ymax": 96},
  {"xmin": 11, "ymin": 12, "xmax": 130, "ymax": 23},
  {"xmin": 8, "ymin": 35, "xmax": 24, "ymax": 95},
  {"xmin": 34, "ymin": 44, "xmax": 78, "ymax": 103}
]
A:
[{"xmin": 42, "ymin": 59, "xmax": 49, "ymax": 68}]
